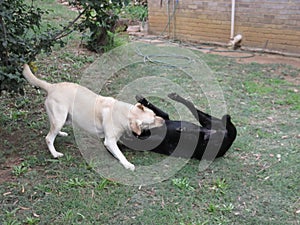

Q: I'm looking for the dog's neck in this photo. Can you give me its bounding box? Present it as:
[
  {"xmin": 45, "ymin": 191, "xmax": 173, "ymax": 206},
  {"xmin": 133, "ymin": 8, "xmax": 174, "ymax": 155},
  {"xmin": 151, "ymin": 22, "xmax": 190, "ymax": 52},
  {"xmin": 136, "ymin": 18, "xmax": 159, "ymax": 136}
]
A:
[{"xmin": 112, "ymin": 100, "xmax": 134, "ymax": 129}]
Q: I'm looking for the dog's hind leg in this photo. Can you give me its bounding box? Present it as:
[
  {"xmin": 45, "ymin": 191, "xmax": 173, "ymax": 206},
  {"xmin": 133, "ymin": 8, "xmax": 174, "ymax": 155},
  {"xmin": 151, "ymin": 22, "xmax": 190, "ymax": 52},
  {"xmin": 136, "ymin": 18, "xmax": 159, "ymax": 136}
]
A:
[
  {"xmin": 136, "ymin": 95, "xmax": 170, "ymax": 120},
  {"xmin": 167, "ymin": 93, "xmax": 210, "ymax": 125},
  {"xmin": 58, "ymin": 114, "xmax": 71, "ymax": 137},
  {"xmin": 168, "ymin": 93, "xmax": 221, "ymax": 128},
  {"xmin": 46, "ymin": 127, "xmax": 64, "ymax": 158},
  {"xmin": 45, "ymin": 100, "xmax": 68, "ymax": 158}
]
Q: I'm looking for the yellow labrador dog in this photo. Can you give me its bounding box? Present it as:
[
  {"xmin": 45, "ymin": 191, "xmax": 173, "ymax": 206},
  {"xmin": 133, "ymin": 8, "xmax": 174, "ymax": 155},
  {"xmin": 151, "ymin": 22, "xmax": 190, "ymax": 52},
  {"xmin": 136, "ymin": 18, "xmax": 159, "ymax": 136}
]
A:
[{"xmin": 23, "ymin": 64, "xmax": 164, "ymax": 171}]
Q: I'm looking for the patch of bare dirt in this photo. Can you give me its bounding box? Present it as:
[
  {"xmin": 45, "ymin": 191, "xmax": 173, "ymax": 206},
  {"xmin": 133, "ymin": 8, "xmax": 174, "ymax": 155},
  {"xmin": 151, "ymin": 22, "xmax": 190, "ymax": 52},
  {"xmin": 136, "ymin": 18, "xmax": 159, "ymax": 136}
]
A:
[
  {"xmin": 284, "ymin": 75, "xmax": 300, "ymax": 85},
  {"xmin": 195, "ymin": 45, "xmax": 300, "ymax": 70},
  {"xmin": 0, "ymin": 128, "xmax": 26, "ymax": 184},
  {"xmin": 236, "ymin": 53, "xmax": 300, "ymax": 69},
  {"xmin": 0, "ymin": 157, "xmax": 22, "ymax": 184}
]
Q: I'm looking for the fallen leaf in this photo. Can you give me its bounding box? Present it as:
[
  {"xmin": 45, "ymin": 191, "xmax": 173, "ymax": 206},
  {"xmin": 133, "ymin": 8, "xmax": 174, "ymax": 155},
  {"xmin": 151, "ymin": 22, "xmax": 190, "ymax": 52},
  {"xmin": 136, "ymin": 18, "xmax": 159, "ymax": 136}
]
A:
[
  {"xmin": 3, "ymin": 192, "xmax": 12, "ymax": 196},
  {"xmin": 33, "ymin": 213, "xmax": 40, "ymax": 218}
]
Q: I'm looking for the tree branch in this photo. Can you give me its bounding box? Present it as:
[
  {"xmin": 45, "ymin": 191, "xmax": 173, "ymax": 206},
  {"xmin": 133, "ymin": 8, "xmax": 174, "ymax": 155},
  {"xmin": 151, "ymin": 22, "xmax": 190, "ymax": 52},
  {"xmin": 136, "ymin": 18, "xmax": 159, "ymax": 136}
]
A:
[
  {"xmin": 52, "ymin": 8, "xmax": 87, "ymax": 41},
  {"xmin": 0, "ymin": 15, "xmax": 9, "ymax": 66}
]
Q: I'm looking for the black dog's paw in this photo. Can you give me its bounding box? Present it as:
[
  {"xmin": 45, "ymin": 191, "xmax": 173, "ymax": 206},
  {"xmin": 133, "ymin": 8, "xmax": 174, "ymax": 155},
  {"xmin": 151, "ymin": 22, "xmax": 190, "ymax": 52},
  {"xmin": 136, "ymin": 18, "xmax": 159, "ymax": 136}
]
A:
[
  {"xmin": 135, "ymin": 95, "xmax": 149, "ymax": 106},
  {"xmin": 167, "ymin": 92, "xmax": 179, "ymax": 100},
  {"xmin": 135, "ymin": 94, "xmax": 144, "ymax": 102}
]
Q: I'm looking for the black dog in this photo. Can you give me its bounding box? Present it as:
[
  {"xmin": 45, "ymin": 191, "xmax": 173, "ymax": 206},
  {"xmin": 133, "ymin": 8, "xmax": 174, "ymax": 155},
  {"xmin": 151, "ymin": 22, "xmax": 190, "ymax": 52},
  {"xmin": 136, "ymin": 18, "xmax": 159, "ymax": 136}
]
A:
[{"xmin": 120, "ymin": 93, "xmax": 237, "ymax": 160}]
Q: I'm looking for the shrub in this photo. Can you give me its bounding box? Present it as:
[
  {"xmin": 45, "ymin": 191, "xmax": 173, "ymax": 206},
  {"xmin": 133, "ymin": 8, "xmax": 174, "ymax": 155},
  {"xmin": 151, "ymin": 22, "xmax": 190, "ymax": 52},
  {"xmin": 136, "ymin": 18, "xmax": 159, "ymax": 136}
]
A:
[
  {"xmin": 124, "ymin": 3, "xmax": 148, "ymax": 22},
  {"xmin": 0, "ymin": 0, "xmax": 129, "ymax": 92},
  {"xmin": 71, "ymin": 0, "xmax": 124, "ymax": 53},
  {"xmin": 0, "ymin": 0, "xmax": 68, "ymax": 93}
]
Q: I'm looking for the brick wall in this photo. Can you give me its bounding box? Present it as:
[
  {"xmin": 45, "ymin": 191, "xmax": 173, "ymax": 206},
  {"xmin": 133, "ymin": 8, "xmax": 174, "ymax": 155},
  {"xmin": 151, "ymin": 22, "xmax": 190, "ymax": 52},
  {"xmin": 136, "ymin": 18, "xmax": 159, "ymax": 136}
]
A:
[{"xmin": 148, "ymin": 0, "xmax": 300, "ymax": 54}]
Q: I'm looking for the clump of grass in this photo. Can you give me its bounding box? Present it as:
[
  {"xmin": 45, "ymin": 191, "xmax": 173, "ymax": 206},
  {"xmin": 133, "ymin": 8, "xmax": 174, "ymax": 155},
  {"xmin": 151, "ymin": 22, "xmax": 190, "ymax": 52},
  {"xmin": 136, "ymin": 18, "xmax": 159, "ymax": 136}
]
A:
[
  {"xmin": 24, "ymin": 216, "xmax": 40, "ymax": 225},
  {"xmin": 172, "ymin": 177, "xmax": 195, "ymax": 191},
  {"xmin": 210, "ymin": 178, "xmax": 228, "ymax": 195},
  {"xmin": 12, "ymin": 162, "xmax": 29, "ymax": 177},
  {"xmin": 65, "ymin": 178, "xmax": 87, "ymax": 188}
]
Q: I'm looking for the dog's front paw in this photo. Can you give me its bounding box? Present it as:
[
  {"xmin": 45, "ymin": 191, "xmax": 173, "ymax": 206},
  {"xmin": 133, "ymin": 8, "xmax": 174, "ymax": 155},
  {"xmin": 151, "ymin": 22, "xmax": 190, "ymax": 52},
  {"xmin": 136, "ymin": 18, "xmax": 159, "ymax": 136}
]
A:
[
  {"xmin": 58, "ymin": 131, "xmax": 68, "ymax": 137},
  {"xmin": 124, "ymin": 162, "xmax": 135, "ymax": 171},
  {"xmin": 53, "ymin": 152, "xmax": 64, "ymax": 158}
]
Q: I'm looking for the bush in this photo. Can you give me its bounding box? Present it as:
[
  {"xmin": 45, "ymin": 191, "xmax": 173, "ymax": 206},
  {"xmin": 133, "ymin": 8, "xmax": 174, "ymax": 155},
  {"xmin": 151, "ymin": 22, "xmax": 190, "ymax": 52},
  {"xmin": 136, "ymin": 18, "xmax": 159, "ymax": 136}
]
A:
[
  {"xmin": 0, "ymin": 0, "xmax": 67, "ymax": 93},
  {"xmin": 0, "ymin": 0, "xmax": 128, "ymax": 92},
  {"xmin": 124, "ymin": 3, "xmax": 148, "ymax": 22},
  {"xmin": 72, "ymin": 0, "xmax": 124, "ymax": 53}
]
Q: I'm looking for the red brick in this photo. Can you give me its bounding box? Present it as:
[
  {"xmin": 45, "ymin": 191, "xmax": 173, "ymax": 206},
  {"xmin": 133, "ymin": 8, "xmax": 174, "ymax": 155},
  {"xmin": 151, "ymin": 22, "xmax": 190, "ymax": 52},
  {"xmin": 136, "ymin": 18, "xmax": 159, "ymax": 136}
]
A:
[{"xmin": 149, "ymin": 0, "xmax": 300, "ymax": 54}]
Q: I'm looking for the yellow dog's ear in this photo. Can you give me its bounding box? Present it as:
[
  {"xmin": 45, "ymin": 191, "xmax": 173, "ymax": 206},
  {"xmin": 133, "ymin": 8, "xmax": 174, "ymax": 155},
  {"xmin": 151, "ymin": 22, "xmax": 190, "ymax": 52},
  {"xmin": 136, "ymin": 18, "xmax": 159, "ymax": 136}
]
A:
[
  {"xmin": 135, "ymin": 103, "xmax": 144, "ymax": 111},
  {"xmin": 130, "ymin": 119, "xmax": 142, "ymax": 135}
]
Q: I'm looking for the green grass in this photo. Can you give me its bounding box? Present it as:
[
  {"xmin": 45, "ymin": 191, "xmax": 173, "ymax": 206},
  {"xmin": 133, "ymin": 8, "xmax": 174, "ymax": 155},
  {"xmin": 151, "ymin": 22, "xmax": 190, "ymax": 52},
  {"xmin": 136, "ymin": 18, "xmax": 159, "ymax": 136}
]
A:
[{"xmin": 1, "ymin": 1, "xmax": 300, "ymax": 224}]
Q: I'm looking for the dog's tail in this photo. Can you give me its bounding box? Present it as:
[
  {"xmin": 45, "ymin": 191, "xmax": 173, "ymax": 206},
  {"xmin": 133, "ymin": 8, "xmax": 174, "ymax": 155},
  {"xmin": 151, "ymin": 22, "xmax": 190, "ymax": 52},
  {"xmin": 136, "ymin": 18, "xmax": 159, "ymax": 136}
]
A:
[{"xmin": 23, "ymin": 64, "xmax": 51, "ymax": 92}]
